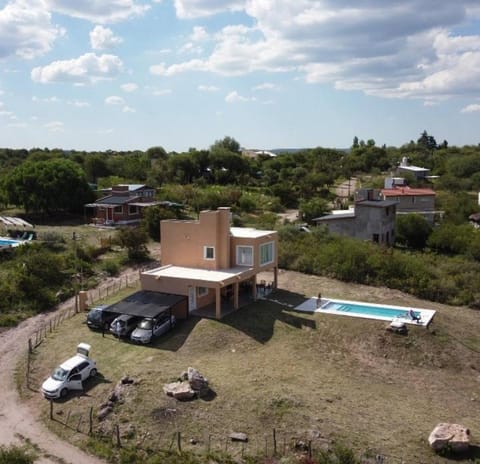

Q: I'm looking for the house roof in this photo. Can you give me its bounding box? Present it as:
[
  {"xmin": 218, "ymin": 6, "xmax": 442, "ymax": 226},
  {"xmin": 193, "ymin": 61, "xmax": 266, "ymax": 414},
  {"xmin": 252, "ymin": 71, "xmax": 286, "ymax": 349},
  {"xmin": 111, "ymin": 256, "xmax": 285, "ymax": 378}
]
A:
[
  {"xmin": 230, "ymin": 227, "xmax": 276, "ymax": 239},
  {"xmin": 106, "ymin": 290, "xmax": 186, "ymax": 318},
  {"xmin": 144, "ymin": 264, "xmax": 254, "ymax": 286},
  {"xmin": 116, "ymin": 184, "xmax": 152, "ymax": 191},
  {"xmin": 356, "ymin": 199, "xmax": 399, "ymax": 208},
  {"xmin": 314, "ymin": 211, "xmax": 355, "ymax": 221},
  {"xmin": 397, "ymin": 165, "xmax": 429, "ymax": 173},
  {"xmin": 381, "ymin": 187, "xmax": 436, "ymax": 197}
]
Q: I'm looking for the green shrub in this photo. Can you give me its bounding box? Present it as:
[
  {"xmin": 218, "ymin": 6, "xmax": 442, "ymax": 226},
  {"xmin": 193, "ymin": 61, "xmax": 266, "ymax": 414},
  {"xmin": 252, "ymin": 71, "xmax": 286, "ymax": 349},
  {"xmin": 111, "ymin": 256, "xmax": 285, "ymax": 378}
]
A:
[{"xmin": 0, "ymin": 445, "xmax": 35, "ymax": 464}]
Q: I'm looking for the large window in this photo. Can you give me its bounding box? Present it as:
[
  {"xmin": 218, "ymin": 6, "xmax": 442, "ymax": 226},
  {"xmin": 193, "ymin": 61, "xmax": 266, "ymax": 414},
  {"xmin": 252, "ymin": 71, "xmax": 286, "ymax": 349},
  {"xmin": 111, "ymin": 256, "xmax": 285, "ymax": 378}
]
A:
[
  {"xmin": 236, "ymin": 246, "xmax": 253, "ymax": 266},
  {"xmin": 204, "ymin": 246, "xmax": 215, "ymax": 260},
  {"xmin": 259, "ymin": 241, "xmax": 274, "ymax": 266},
  {"xmin": 128, "ymin": 205, "xmax": 139, "ymax": 215}
]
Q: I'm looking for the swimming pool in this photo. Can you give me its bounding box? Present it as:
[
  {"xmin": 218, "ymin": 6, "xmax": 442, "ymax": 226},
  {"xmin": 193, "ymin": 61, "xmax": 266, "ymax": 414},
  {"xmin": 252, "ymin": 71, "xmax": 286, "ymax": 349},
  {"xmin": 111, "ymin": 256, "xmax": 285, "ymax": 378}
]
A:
[
  {"xmin": 294, "ymin": 297, "xmax": 436, "ymax": 327},
  {"xmin": 0, "ymin": 237, "xmax": 22, "ymax": 247}
]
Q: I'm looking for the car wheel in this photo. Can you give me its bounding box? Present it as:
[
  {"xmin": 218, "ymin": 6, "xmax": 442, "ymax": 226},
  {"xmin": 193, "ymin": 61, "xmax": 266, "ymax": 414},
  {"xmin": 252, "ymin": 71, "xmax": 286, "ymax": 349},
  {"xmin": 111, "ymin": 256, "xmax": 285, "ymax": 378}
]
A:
[
  {"xmin": 90, "ymin": 368, "xmax": 97, "ymax": 378},
  {"xmin": 60, "ymin": 388, "xmax": 68, "ymax": 398}
]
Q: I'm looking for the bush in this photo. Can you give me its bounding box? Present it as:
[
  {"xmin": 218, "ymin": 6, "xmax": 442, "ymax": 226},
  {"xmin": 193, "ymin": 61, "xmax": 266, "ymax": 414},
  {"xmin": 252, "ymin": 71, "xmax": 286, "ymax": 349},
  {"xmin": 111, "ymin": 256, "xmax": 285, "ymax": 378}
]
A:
[{"xmin": 0, "ymin": 445, "xmax": 35, "ymax": 464}]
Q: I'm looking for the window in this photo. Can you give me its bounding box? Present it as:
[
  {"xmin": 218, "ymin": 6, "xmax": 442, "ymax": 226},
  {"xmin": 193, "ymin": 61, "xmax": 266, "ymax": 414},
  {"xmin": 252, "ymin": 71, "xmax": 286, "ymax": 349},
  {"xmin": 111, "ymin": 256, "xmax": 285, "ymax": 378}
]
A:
[
  {"xmin": 236, "ymin": 246, "xmax": 253, "ymax": 266},
  {"xmin": 372, "ymin": 233, "xmax": 379, "ymax": 243},
  {"xmin": 197, "ymin": 287, "xmax": 208, "ymax": 297},
  {"xmin": 204, "ymin": 246, "xmax": 215, "ymax": 260},
  {"xmin": 114, "ymin": 205, "xmax": 123, "ymax": 213},
  {"xmin": 259, "ymin": 241, "xmax": 274, "ymax": 266},
  {"xmin": 128, "ymin": 205, "xmax": 139, "ymax": 215}
]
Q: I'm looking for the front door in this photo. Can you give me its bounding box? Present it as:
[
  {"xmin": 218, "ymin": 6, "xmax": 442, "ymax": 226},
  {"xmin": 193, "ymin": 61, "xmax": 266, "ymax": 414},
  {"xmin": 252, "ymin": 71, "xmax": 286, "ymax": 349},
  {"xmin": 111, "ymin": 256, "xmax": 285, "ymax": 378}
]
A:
[{"xmin": 188, "ymin": 287, "xmax": 197, "ymax": 311}]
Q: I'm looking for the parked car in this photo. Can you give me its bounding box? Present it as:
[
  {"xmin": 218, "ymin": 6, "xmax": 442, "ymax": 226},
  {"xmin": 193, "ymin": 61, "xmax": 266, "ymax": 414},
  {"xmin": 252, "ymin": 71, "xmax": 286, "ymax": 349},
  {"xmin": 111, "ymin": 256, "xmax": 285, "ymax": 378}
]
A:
[
  {"xmin": 41, "ymin": 343, "xmax": 97, "ymax": 399},
  {"xmin": 131, "ymin": 313, "xmax": 177, "ymax": 344},
  {"xmin": 109, "ymin": 314, "xmax": 142, "ymax": 337},
  {"xmin": 86, "ymin": 305, "xmax": 116, "ymax": 331}
]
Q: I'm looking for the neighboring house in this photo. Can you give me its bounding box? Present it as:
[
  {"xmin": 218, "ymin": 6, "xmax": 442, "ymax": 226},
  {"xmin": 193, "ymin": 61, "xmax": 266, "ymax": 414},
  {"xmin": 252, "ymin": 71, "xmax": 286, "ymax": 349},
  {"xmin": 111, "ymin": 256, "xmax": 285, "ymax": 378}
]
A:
[
  {"xmin": 381, "ymin": 177, "xmax": 437, "ymax": 224},
  {"xmin": 140, "ymin": 207, "xmax": 278, "ymax": 319},
  {"xmin": 85, "ymin": 184, "xmax": 158, "ymax": 226},
  {"xmin": 313, "ymin": 189, "xmax": 397, "ymax": 245},
  {"xmin": 396, "ymin": 156, "xmax": 430, "ymax": 179}
]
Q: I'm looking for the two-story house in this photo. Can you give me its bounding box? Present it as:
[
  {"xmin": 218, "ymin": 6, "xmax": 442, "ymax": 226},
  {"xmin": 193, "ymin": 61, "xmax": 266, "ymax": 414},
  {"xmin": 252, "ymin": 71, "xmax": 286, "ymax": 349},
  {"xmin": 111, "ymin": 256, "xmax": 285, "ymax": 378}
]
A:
[
  {"xmin": 313, "ymin": 189, "xmax": 398, "ymax": 245},
  {"xmin": 140, "ymin": 207, "xmax": 278, "ymax": 319},
  {"xmin": 85, "ymin": 184, "xmax": 157, "ymax": 226},
  {"xmin": 381, "ymin": 177, "xmax": 437, "ymax": 224}
]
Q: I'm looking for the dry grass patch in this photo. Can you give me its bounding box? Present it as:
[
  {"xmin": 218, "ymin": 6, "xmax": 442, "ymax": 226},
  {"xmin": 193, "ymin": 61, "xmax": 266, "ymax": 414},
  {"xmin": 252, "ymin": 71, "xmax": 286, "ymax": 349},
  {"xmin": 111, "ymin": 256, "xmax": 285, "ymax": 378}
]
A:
[{"xmin": 23, "ymin": 271, "xmax": 480, "ymax": 462}]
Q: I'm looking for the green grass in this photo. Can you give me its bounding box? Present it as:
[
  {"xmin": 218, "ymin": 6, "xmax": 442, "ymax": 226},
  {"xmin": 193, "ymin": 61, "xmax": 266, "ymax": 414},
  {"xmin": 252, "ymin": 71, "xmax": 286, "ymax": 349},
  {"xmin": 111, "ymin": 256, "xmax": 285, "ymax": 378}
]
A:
[{"xmin": 23, "ymin": 272, "xmax": 480, "ymax": 463}]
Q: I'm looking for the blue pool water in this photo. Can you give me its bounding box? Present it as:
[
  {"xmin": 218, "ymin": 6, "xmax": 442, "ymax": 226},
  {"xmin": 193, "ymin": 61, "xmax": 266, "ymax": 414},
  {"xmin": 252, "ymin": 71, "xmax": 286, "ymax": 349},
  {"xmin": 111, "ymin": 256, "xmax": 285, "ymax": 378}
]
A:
[
  {"xmin": 0, "ymin": 238, "xmax": 21, "ymax": 247},
  {"xmin": 324, "ymin": 302, "xmax": 420, "ymax": 319}
]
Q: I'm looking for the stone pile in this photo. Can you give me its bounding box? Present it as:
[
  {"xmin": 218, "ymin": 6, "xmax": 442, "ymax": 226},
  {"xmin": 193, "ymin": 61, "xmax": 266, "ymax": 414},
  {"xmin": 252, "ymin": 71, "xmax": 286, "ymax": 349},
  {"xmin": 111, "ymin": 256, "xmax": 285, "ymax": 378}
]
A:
[{"xmin": 97, "ymin": 375, "xmax": 135, "ymax": 421}]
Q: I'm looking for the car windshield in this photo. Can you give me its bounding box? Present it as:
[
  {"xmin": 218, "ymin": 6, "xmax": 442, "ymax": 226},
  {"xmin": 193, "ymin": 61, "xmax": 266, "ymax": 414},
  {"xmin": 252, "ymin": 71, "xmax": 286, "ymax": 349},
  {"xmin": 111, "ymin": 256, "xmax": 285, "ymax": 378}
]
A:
[
  {"xmin": 51, "ymin": 367, "xmax": 68, "ymax": 381},
  {"xmin": 138, "ymin": 319, "xmax": 153, "ymax": 330},
  {"xmin": 115, "ymin": 320, "xmax": 125, "ymax": 328},
  {"xmin": 89, "ymin": 310, "xmax": 101, "ymax": 321}
]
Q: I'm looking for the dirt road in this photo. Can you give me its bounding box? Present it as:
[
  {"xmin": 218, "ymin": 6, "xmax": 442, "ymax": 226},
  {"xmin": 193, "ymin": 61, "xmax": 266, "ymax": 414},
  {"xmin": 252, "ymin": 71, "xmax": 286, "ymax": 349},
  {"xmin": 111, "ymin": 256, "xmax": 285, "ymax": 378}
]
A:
[{"xmin": 0, "ymin": 308, "xmax": 106, "ymax": 463}]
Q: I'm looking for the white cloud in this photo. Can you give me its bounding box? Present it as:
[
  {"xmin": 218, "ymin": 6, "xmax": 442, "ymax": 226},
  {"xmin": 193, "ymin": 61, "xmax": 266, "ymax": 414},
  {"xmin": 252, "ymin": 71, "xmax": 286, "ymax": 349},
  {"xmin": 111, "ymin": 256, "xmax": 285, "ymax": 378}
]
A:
[
  {"xmin": 44, "ymin": 121, "xmax": 64, "ymax": 132},
  {"xmin": 90, "ymin": 25, "xmax": 123, "ymax": 50},
  {"xmin": 198, "ymin": 85, "xmax": 219, "ymax": 92},
  {"xmin": 173, "ymin": 0, "xmax": 244, "ymax": 19},
  {"xmin": 121, "ymin": 82, "xmax": 138, "ymax": 92},
  {"xmin": 225, "ymin": 90, "xmax": 255, "ymax": 103},
  {"xmin": 97, "ymin": 128, "xmax": 114, "ymax": 134},
  {"xmin": 0, "ymin": 0, "xmax": 64, "ymax": 59},
  {"xmin": 31, "ymin": 53, "xmax": 123, "ymax": 84},
  {"xmin": 105, "ymin": 95, "xmax": 125, "ymax": 105},
  {"xmin": 461, "ymin": 103, "xmax": 480, "ymax": 113},
  {"xmin": 122, "ymin": 105, "xmax": 136, "ymax": 112},
  {"xmin": 8, "ymin": 122, "xmax": 27, "ymax": 128},
  {"xmin": 45, "ymin": 0, "xmax": 150, "ymax": 24},
  {"xmin": 0, "ymin": 110, "xmax": 14, "ymax": 117},
  {"xmin": 154, "ymin": 1, "xmax": 480, "ymax": 102},
  {"xmin": 191, "ymin": 26, "xmax": 208, "ymax": 42},
  {"xmin": 32, "ymin": 96, "xmax": 62, "ymax": 103}
]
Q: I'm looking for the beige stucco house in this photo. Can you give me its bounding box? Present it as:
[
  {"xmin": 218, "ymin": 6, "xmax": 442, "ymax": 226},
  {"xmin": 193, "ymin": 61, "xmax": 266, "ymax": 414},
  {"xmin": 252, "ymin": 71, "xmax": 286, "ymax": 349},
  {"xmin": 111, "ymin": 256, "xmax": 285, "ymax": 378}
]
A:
[{"xmin": 140, "ymin": 207, "xmax": 278, "ymax": 319}]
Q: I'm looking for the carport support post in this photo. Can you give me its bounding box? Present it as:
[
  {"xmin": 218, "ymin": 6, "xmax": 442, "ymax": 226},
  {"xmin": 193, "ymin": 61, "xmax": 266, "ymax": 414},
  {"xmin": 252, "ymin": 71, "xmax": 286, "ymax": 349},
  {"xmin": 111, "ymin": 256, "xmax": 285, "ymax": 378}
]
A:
[
  {"xmin": 215, "ymin": 287, "xmax": 221, "ymax": 319},
  {"xmin": 233, "ymin": 281, "xmax": 239, "ymax": 310}
]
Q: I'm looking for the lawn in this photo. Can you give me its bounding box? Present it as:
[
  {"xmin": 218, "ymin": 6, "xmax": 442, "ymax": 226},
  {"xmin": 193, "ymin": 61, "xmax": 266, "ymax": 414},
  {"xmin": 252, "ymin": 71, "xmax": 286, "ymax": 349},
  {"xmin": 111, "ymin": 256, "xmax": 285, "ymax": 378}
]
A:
[{"xmin": 23, "ymin": 270, "xmax": 480, "ymax": 463}]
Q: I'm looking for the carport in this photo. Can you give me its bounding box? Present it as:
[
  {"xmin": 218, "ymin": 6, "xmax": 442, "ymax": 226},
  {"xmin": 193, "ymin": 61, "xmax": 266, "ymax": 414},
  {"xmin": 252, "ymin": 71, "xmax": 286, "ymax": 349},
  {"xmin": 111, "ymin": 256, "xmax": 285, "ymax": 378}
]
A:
[{"xmin": 106, "ymin": 290, "xmax": 188, "ymax": 320}]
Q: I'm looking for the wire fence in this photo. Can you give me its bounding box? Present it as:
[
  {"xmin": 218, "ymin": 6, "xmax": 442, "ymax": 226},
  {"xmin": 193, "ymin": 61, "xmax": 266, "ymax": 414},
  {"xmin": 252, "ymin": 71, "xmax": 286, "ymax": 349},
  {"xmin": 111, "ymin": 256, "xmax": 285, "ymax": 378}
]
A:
[{"xmin": 45, "ymin": 401, "xmax": 409, "ymax": 463}]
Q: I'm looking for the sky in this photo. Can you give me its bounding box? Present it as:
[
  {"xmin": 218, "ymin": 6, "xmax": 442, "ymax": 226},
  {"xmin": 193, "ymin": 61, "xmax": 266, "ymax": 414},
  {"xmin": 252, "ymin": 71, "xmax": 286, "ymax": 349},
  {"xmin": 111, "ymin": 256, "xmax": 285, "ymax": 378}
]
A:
[{"xmin": 1, "ymin": 1, "xmax": 480, "ymax": 152}]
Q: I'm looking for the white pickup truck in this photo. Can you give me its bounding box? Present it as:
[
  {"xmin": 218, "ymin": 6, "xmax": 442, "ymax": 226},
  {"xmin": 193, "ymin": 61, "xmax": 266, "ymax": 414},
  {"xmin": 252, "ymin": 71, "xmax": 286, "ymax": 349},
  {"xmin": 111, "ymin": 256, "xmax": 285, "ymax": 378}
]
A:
[{"xmin": 41, "ymin": 343, "xmax": 97, "ymax": 399}]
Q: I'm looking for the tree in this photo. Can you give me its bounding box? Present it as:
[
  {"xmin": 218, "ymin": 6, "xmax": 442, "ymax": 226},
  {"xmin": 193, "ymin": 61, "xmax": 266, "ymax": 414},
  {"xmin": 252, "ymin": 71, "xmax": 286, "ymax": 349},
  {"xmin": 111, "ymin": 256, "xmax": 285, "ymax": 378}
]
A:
[
  {"xmin": 395, "ymin": 214, "xmax": 432, "ymax": 249},
  {"xmin": 142, "ymin": 206, "xmax": 179, "ymax": 241},
  {"xmin": 115, "ymin": 226, "xmax": 149, "ymax": 261},
  {"xmin": 299, "ymin": 198, "xmax": 331, "ymax": 224},
  {"xmin": 417, "ymin": 130, "xmax": 437, "ymax": 150},
  {"xmin": 4, "ymin": 158, "xmax": 95, "ymax": 214},
  {"xmin": 210, "ymin": 136, "xmax": 241, "ymax": 154},
  {"xmin": 352, "ymin": 136, "xmax": 359, "ymax": 149}
]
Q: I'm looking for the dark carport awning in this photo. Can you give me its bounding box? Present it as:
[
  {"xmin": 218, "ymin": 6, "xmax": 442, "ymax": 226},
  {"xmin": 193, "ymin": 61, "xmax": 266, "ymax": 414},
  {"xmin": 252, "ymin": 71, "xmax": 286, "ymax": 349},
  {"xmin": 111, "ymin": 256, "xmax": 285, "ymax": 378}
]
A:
[{"xmin": 106, "ymin": 290, "xmax": 186, "ymax": 318}]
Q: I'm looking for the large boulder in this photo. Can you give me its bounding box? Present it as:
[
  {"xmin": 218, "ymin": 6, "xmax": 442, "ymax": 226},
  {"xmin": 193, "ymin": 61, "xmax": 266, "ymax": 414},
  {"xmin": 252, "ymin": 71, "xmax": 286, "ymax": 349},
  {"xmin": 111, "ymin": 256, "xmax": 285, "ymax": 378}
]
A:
[
  {"xmin": 163, "ymin": 381, "xmax": 196, "ymax": 400},
  {"xmin": 187, "ymin": 367, "xmax": 209, "ymax": 395},
  {"xmin": 428, "ymin": 423, "xmax": 470, "ymax": 453}
]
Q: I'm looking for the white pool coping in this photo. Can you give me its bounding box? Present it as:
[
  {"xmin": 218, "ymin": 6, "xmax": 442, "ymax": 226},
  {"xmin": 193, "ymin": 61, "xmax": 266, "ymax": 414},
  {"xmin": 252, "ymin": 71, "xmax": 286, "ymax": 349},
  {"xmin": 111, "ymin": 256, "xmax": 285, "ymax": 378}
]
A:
[
  {"xmin": 295, "ymin": 297, "xmax": 436, "ymax": 328},
  {"xmin": 0, "ymin": 236, "xmax": 23, "ymax": 248}
]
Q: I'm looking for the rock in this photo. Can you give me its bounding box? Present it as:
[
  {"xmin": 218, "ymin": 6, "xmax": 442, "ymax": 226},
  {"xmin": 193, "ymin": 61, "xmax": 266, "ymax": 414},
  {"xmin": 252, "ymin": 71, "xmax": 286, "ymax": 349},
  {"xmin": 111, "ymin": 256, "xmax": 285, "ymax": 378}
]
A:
[
  {"xmin": 163, "ymin": 381, "xmax": 196, "ymax": 400},
  {"xmin": 428, "ymin": 423, "xmax": 470, "ymax": 453},
  {"xmin": 229, "ymin": 432, "xmax": 248, "ymax": 442},
  {"xmin": 121, "ymin": 375, "xmax": 134, "ymax": 384},
  {"xmin": 187, "ymin": 367, "xmax": 209, "ymax": 395}
]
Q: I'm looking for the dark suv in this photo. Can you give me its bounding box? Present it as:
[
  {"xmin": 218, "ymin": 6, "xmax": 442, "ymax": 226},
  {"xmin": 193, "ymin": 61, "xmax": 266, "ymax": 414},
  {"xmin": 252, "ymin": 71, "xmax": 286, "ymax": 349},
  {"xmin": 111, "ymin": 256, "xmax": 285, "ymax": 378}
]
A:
[{"xmin": 86, "ymin": 305, "xmax": 117, "ymax": 331}]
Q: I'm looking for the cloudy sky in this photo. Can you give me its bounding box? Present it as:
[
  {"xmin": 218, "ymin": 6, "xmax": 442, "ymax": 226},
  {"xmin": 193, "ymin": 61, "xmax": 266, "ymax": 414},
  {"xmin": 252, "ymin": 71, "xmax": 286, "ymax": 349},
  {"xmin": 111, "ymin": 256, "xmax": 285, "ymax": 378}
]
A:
[{"xmin": 1, "ymin": 0, "xmax": 480, "ymax": 152}]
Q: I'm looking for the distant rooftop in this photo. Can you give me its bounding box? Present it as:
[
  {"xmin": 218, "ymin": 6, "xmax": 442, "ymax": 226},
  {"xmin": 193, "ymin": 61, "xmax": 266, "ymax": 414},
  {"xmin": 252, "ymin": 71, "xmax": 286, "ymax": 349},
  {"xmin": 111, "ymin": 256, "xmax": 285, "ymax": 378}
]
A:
[{"xmin": 230, "ymin": 227, "xmax": 276, "ymax": 239}]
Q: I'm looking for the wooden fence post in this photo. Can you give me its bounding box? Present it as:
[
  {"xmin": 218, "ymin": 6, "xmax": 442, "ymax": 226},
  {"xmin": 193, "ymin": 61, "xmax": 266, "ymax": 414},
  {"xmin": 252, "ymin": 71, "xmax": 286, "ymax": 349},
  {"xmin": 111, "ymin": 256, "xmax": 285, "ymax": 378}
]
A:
[
  {"xmin": 115, "ymin": 424, "xmax": 121, "ymax": 447},
  {"xmin": 89, "ymin": 407, "xmax": 93, "ymax": 435},
  {"xmin": 50, "ymin": 400, "xmax": 53, "ymax": 420},
  {"xmin": 177, "ymin": 431, "xmax": 182, "ymax": 453},
  {"xmin": 28, "ymin": 338, "xmax": 32, "ymax": 354},
  {"xmin": 273, "ymin": 428, "xmax": 277, "ymax": 455},
  {"xmin": 65, "ymin": 410, "xmax": 71, "ymax": 426},
  {"xmin": 76, "ymin": 415, "xmax": 83, "ymax": 432}
]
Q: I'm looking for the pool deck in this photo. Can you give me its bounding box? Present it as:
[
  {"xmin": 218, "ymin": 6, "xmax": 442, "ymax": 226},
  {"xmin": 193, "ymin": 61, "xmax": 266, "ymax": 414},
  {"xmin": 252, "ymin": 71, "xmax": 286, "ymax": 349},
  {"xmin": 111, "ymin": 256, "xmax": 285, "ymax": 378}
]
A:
[
  {"xmin": 295, "ymin": 297, "xmax": 436, "ymax": 328},
  {"xmin": 0, "ymin": 236, "xmax": 24, "ymax": 249}
]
